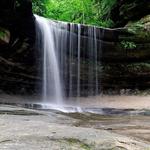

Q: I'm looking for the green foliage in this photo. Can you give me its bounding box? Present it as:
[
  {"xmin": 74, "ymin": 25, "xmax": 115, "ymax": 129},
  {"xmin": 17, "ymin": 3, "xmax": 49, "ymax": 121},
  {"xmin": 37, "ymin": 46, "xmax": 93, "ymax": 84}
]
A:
[
  {"xmin": 0, "ymin": 31, "xmax": 5, "ymax": 38},
  {"xmin": 121, "ymin": 40, "xmax": 137, "ymax": 50},
  {"xmin": 99, "ymin": 0, "xmax": 116, "ymax": 16},
  {"xmin": 46, "ymin": 0, "xmax": 101, "ymax": 25},
  {"xmin": 32, "ymin": 0, "xmax": 48, "ymax": 16},
  {"xmin": 0, "ymin": 28, "xmax": 6, "ymax": 39},
  {"xmin": 32, "ymin": 0, "xmax": 117, "ymax": 27}
]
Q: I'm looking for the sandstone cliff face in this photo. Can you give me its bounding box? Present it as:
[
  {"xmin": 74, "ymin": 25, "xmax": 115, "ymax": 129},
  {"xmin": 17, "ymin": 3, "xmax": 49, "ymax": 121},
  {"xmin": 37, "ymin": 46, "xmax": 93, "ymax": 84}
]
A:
[{"xmin": 101, "ymin": 15, "xmax": 150, "ymax": 93}]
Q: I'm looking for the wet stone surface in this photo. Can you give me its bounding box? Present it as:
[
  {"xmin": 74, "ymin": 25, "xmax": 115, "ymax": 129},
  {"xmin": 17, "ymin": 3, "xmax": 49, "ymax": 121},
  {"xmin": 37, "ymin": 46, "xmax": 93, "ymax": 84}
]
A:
[{"xmin": 0, "ymin": 104, "xmax": 150, "ymax": 150}]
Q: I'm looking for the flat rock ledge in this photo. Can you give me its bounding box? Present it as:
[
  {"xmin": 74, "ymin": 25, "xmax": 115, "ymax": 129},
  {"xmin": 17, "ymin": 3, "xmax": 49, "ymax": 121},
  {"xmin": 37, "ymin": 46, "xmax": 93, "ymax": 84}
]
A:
[{"xmin": 0, "ymin": 105, "xmax": 149, "ymax": 150}]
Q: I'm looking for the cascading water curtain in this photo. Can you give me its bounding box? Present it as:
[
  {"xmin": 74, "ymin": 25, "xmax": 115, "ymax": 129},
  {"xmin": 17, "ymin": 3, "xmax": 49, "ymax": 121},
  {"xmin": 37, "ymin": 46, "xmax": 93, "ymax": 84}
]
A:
[
  {"xmin": 36, "ymin": 15, "xmax": 101, "ymax": 102},
  {"xmin": 35, "ymin": 15, "xmax": 64, "ymax": 104},
  {"xmin": 67, "ymin": 25, "xmax": 100, "ymax": 97}
]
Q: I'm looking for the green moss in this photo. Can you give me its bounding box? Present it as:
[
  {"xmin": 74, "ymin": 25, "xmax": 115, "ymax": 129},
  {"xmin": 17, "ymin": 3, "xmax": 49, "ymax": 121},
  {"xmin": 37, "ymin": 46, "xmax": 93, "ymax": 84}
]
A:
[
  {"xmin": 80, "ymin": 144, "xmax": 91, "ymax": 150},
  {"xmin": 111, "ymin": 146, "xmax": 127, "ymax": 150},
  {"xmin": 0, "ymin": 31, "xmax": 5, "ymax": 38},
  {"xmin": 0, "ymin": 29, "xmax": 6, "ymax": 39},
  {"xmin": 0, "ymin": 110, "xmax": 42, "ymax": 116},
  {"xmin": 66, "ymin": 138, "xmax": 92, "ymax": 150}
]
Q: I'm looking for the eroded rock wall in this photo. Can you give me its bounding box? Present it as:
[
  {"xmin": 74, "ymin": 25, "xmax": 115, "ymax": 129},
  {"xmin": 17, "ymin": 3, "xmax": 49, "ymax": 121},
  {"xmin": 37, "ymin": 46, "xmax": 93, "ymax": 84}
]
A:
[{"xmin": 0, "ymin": 1, "xmax": 149, "ymax": 96}]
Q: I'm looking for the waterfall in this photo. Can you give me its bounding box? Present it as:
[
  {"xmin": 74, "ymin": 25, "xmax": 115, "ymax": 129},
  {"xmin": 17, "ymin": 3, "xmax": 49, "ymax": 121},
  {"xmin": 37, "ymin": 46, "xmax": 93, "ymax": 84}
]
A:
[
  {"xmin": 77, "ymin": 24, "xmax": 81, "ymax": 97},
  {"xmin": 35, "ymin": 15, "xmax": 100, "ymax": 104},
  {"xmin": 35, "ymin": 15, "xmax": 64, "ymax": 104}
]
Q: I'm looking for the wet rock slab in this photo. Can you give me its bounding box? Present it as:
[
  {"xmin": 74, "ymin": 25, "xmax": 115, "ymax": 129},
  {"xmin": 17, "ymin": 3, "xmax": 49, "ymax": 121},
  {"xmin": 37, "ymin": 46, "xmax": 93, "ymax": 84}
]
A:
[{"xmin": 0, "ymin": 105, "xmax": 150, "ymax": 150}]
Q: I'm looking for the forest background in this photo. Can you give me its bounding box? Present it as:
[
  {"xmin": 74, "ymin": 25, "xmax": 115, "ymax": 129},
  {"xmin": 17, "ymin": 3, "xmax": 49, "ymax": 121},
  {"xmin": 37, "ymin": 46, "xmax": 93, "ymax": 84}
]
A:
[{"xmin": 32, "ymin": 0, "xmax": 116, "ymax": 27}]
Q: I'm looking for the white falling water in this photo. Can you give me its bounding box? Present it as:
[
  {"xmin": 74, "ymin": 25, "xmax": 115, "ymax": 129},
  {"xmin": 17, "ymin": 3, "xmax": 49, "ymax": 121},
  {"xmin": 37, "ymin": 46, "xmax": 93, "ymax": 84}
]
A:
[
  {"xmin": 35, "ymin": 15, "xmax": 64, "ymax": 104},
  {"xmin": 35, "ymin": 15, "xmax": 100, "ymax": 106},
  {"xmin": 77, "ymin": 24, "xmax": 81, "ymax": 97},
  {"xmin": 94, "ymin": 27, "xmax": 98, "ymax": 95}
]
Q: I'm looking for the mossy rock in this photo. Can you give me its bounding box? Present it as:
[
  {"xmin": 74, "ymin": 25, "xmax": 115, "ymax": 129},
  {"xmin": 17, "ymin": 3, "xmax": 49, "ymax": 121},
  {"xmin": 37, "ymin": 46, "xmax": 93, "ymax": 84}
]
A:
[{"xmin": 125, "ymin": 15, "xmax": 150, "ymax": 43}]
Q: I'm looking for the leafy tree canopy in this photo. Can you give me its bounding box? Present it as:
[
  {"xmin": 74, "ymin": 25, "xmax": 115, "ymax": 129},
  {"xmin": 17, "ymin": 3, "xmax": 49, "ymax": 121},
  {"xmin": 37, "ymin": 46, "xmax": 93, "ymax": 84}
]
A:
[{"xmin": 33, "ymin": 0, "xmax": 116, "ymax": 27}]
